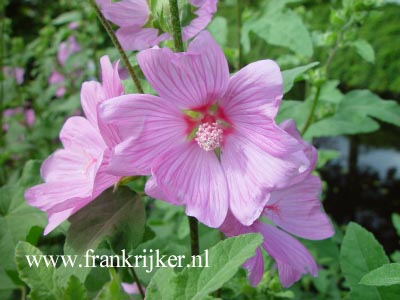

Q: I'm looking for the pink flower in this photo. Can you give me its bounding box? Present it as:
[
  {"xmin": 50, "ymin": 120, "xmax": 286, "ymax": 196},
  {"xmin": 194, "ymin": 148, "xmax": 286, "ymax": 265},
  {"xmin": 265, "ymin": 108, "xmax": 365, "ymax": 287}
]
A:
[
  {"xmin": 3, "ymin": 66, "xmax": 24, "ymax": 84},
  {"xmin": 121, "ymin": 282, "xmax": 145, "ymax": 295},
  {"xmin": 57, "ymin": 36, "xmax": 81, "ymax": 66},
  {"xmin": 220, "ymin": 120, "xmax": 334, "ymax": 287},
  {"xmin": 98, "ymin": 0, "xmax": 217, "ymax": 51},
  {"xmin": 48, "ymin": 71, "xmax": 66, "ymax": 98},
  {"xmin": 24, "ymin": 109, "xmax": 35, "ymax": 127},
  {"xmin": 25, "ymin": 56, "xmax": 125, "ymax": 234},
  {"xmin": 100, "ymin": 31, "xmax": 308, "ymax": 228}
]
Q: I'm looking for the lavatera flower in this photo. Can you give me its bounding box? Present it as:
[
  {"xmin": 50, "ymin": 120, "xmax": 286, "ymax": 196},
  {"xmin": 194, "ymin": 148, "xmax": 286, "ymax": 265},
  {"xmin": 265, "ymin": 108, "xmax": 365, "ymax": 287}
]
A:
[
  {"xmin": 98, "ymin": 0, "xmax": 217, "ymax": 51},
  {"xmin": 25, "ymin": 56, "xmax": 126, "ymax": 234},
  {"xmin": 100, "ymin": 31, "xmax": 310, "ymax": 228},
  {"xmin": 220, "ymin": 120, "xmax": 334, "ymax": 287}
]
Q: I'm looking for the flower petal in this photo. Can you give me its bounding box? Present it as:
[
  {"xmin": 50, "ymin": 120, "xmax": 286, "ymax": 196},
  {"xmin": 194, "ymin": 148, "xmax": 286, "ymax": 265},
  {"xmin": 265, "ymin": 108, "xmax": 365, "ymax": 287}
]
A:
[
  {"xmin": 256, "ymin": 222, "xmax": 318, "ymax": 288},
  {"xmin": 152, "ymin": 143, "xmax": 228, "ymax": 228},
  {"xmin": 243, "ymin": 248, "xmax": 264, "ymax": 287},
  {"xmin": 137, "ymin": 31, "xmax": 229, "ymax": 108},
  {"xmin": 80, "ymin": 81, "xmax": 105, "ymax": 128},
  {"xmin": 264, "ymin": 175, "xmax": 334, "ymax": 240},
  {"xmin": 145, "ymin": 176, "xmax": 167, "ymax": 200},
  {"xmin": 100, "ymin": 56, "xmax": 124, "ymax": 99},
  {"xmin": 116, "ymin": 27, "xmax": 168, "ymax": 51},
  {"xmin": 101, "ymin": 0, "xmax": 149, "ymax": 27},
  {"xmin": 100, "ymin": 94, "xmax": 186, "ymax": 175},
  {"xmin": 221, "ymin": 60, "xmax": 283, "ymax": 120},
  {"xmin": 221, "ymin": 133, "xmax": 305, "ymax": 225}
]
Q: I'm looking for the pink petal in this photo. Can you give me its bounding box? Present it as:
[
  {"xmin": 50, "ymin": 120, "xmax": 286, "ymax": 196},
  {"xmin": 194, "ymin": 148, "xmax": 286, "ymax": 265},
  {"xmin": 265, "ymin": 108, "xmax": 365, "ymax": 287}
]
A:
[
  {"xmin": 137, "ymin": 31, "xmax": 229, "ymax": 109},
  {"xmin": 145, "ymin": 176, "xmax": 167, "ymax": 200},
  {"xmin": 100, "ymin": 56, "xmax": 124, "ymax": 99},
  {"xmin": 80, "ymin": 81, "xmax": 105, "ymax": 128},
  {"xmin": 101, "ymin": 0, "xmax": 149, "ymax": 27},
  {"xmin": 100, "ymin": 94, "xmax": 186, "ymax": 176},
  {"xmin": 44, "ymin": 208, "xmax": 75, "ymax": 235},
  {"xmin": 243, "ymin": 248, "xmax": 264, "ymax": 287},
  {"xmin": 256, "ymin": 222, "xmax": 318, "ymax": 287},
  {"xmin": 24, "ymin": 109, "xmax": 35, "ymax": 126},
  {"xmin": 116, "ymin": 27, "xmax": 167, "ymax": 51},
  {"xmin": 152, "ymin": 143, "xmax": 228, "ymax": 228},
  {"xmin": 221, "ymin": 60, "xmax": 283, "ymax": 120},
  {"xmin": 221, "ymin": 133, "xmax": 305, "ymax": 226},
  {"xmin": 182, "ymin": 0, "xmax": 218, "ymax": 41},
  {"xmin": 264, "ymin": 175, "xmax": 334, "ymax": 240}
]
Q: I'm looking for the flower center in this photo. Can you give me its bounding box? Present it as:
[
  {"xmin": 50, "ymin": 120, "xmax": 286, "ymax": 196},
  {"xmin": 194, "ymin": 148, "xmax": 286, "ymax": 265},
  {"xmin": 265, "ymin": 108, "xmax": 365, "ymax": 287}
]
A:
[{"xmin": 195, "ymin": 122, "xmax": 223, "ymax": 151}]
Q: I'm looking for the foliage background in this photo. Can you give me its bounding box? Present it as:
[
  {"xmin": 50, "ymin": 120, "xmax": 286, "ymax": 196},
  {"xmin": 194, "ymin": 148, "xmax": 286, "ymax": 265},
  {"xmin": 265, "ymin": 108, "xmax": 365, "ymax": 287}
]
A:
[{"xmin": 1, "ymin": 0, "xmax": 399, "ymax": 299}]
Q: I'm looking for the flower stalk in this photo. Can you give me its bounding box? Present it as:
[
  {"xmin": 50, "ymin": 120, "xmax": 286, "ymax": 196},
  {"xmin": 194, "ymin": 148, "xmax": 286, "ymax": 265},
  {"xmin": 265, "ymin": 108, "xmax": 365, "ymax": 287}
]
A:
[
  {"xmin": 88, "ymin": 0, "xmax": 144, "ymax": 93},
  {"xmin": 129, "ymin": 266, "xmax": 146, "ymax": 300}
]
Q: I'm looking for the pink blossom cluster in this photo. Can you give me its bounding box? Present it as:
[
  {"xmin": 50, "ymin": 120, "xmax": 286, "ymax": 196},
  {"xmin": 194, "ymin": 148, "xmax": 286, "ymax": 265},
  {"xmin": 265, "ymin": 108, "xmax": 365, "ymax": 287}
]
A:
[{"xmin": 26, "ymin": 1, "xmax": 333, "ymax": 289}]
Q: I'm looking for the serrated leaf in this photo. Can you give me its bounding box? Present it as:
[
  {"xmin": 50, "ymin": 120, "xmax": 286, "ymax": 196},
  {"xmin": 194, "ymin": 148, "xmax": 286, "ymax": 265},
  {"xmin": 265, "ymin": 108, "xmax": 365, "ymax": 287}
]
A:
[
  {"xmin": 15, "ymin": 242, "xmax": 62, "ymax": 300},
  {"xmin": 242, "ymin": 0, "xmax": 313, "ymax": 57},
  {"xmin": 0, "ymin": 161, "xmax": 46, "ymax": 270},
  {"xmin": 340, "ymin": 222, "xmax": 400, "ymax": 300},
  {"xmin": 65, "ymin": 187, "xmax": 145, "ymax": 255},
  {"xmin": 360, "ymin": 263, "xmax": 400, "ymax": 287},
  {"xmin": 146, "ymin": 233, "xmax": 263, "ymax": 300},
  {"xmin": 282, "ymin": 62, "xmax": 319, "ymax": 93},
  {"xmin": 63, "ymin": 276, "xmax": 88, "ymax": 300},
  {"xmin": 353, "ymin": 40, "xmax": 375, "ymax": 63}
]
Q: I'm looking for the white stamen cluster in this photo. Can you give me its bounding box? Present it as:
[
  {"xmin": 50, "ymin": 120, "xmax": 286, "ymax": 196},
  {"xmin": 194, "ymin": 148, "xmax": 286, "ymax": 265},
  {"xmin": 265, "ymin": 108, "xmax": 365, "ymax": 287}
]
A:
[{"xmin": 195, "ymin": 122, "xmax": 223, "ymax": 151}]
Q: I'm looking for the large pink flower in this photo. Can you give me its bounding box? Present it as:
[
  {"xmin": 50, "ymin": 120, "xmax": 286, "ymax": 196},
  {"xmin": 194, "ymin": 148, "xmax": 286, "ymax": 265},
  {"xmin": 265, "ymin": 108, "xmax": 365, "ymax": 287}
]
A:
[
  {"xmin": 100, "ymin": 31, "xmax": 308, "ymax": 228},
  {"xmin": 25, "ymin": 56, "xmax": 124, "ymax": 234},
  {"xmin": 220, "ymin": 120, "xmax": 334, "ymax": 287},
  {"xmin": 98, "ymin": 0, "xmax": 218, "ymax": 51}
]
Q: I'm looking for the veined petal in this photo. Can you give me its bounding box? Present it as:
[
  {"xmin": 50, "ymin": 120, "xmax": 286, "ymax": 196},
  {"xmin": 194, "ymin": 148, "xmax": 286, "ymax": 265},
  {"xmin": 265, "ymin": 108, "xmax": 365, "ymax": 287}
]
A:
[
  {"xmin": 81, "ymin": 81, "xmax": 105, "ymax": 128},
  {"xmin": 101, "ymin": 0, "xmax": 149, "ymax": 27},
  {"xmin": 256, "ymin": 222, "xmax": 318, "ymax": 288},
  {"xmin": 100, "ymin": 56, "xmax": 124, "ymax": 99},
  {"xmin": 221, "ymin": 133, "xmax": 304, "ymax": 225},
  {"xmin": 137, "ymin": 31, "xmax": 229, "ymax": 109},
  {"xmin": 100, "ymin": 94, "xmax": 186, "ymax": 175},
  {"xmin": 152, "ymin": 143, "xmax": 228, "ymax": 228},
  {"xmin": 145, "ymin": 176, "xmax": 168, "ymax": 200},
  {"xmin": 44, "ymin": 208, "xmax": 75, "ymax": 235},
  {"xmin": 243, "ymin": 248, "xmax": 264, "ymax": 287},
  {"xmin": 182, "ymin": 0, "xmax": 218, "ymax": 41},
  {"xmin": 221, "ymin": 60, "xmax": 283, "ymax": 120},
  {"xmin": 116, "ymin": 27, "xmax": 167, "ymax": 51},
  {"xmin": 264, "ymin": 175, "xmax": 334, "ymax": 240}
]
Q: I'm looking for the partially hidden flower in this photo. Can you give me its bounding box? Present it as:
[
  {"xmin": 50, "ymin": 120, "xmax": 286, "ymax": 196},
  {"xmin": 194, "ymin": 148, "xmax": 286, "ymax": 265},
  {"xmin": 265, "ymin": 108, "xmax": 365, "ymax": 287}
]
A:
[
  {"xmin": 2, "ymin": 107, "xmax": 35, "ymax": 131},
  {"xmin": 100, "ymin": 31, "xmax": 309, "ymax": 228},
  {"xmin": 48, "ymin": 71, "xmax": 67, "ymax": 98},
  {"xmin": 98, "ymin": 0, "xmax": 218, "ymax": 51},
  {"xmin": 25, "ymin": 56, "xmax": 125, "ymax": 234},
  {"xmin": 57, "ymin": 35, "xmax": 81, "ymax": 66},
  {"xmin": 220, "ymin": 120, "xmax": 334, "ymax": 287},
  {"xmin": 3, "ymin": 66, "xmax": 25, "ymax": 84},
  {"xmin": 121, "ymin": 282, "xmax": 145, "ymax": 296}
]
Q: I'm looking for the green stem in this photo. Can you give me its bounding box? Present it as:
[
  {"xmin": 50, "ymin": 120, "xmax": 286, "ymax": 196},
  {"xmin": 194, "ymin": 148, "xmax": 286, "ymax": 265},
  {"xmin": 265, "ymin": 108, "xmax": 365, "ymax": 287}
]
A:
[
  {"xmin": 188, "ymin": 216, "xmax": 200, "ymax": 256},
  {"xmin": 89, "ymin": 0, "xmax": 144, "ymax": 93},
  {"xmin": 168, "ymin": 0, "xmax": 185, "ymax": 52},
  {"xmin": 301, "ymin": 83, "xmax": 322, "ymax": 135},
  {"xmin": 236, "ymin": 0, "xmax": 243, "ymax": 70},
  {"xmin": 129, "ymin": 267, "xmax": 146, "ymax": 300}
]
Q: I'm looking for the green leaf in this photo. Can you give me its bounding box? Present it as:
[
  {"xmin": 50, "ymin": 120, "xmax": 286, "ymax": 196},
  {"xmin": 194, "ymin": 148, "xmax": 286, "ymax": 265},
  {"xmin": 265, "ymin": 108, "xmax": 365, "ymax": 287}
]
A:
[
  {"xmin": 340, "ymin": 222, "xmax": 400, "ymax": 300},
  {"xmin": 207, "ymin": 16, "xmax": 228, "ymax": 47},
  {"xmin": 316, "ymin": 150, "xmax": 339, "ymax": 169},
  {"xmin": 353, "ymin": 40, "xmax": 375, "ymax": 63},
  {"xmin": 15, "ymin": 242, "xmax": 62, "ymax": 300},
  {"xmin": 0, "ymin": 161, "xmax": 46, "ymax": 270},
  {"xmin": 338, "ymin": 90, "xmax": 400, "ymax": 127},
  {"xmin": 360, "ymin": 263, "xmax": 400, "ymax": 287},
  {"xmin": 242, "ymin": 0, "xmax": 313, "ymax": 57},
  {"xmin": 282, "ymin": 62, "xmax": 319, "ymax": 93},
  {"xmin": 65, "ymin": 187, "xmax": 145, "ymax": 255},
  {"xmin": 146, "ymin": 233, "xmax": 263, "ymax": 300},
  {"xmin": 63, "ymin": 276, "xmax": 88, "ymax": 300},
  {"xmin": 52, "ymin": 11, "xmax": 82, "ymax": 25},
  {"xmin": 95, "ymin": 269, "xmax": 128, "ymax": 300},
  {"xmin": 391, "ymin": 213, "xmax": 400, "ymax": 236}
]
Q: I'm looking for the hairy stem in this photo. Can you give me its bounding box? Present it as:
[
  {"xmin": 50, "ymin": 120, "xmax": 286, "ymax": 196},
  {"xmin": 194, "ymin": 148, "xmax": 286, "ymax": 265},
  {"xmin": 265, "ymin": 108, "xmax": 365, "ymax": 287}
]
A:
[
  {"xmin": 301, "ymin": 83, "xmax": 322, "ymax": 135},
  {"xmin": 188, "ymin": 216, "xmax": 200, "ymax": 256},
  {"xmin": 168, "ymin": 0, "xmax": 185, "ymax": 52},
  {"xmin": 89, "ymin": 0, "xmax": 144, "ymax": 93}
]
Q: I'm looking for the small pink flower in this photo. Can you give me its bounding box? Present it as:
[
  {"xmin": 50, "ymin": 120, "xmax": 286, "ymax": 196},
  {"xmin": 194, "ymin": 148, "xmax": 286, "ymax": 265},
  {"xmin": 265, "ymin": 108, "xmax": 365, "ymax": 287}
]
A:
[
  {"xmin": 98, "ymin": 0, "xmax": 217, "ymax": 51},
  {"xmin": 48, "ymin": 71, "xmax": 66, "ymax": 98},
  {"xmin": 100, "ymin": 31, "xmax": 308, "ymax": 228},
  {"xmin": 24, "ymin": 109, "xmax": 35, "ymax": 127},
  {"xmin": 25, "ymin": 56, "xmax": 125, "ymax": 234},
  {"xmin": 121, "ymin": 282, "xmax": 145, "ymax": 295},
  {"xmin": 220, "ymin": 120, "xmax": 334, "ymax": 287},
  {"xmin": 3, "ymin": 67, "xmax": 24, "ymax": 84},
  {"xmin": 57, "ymin": 36, "xmax": 81, "ymax": 66}
]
